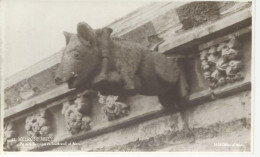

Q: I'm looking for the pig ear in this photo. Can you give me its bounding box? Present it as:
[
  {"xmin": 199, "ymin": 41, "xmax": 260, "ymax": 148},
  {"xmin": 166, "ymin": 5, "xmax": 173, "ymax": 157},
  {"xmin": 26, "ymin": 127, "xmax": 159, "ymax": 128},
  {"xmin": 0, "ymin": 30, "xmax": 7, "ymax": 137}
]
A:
[
  {"xmin": 77, "ymin": 22, "xmax": 96, "ymax": 45},
  {"xmin": 63, "ymin": 31, "xmax": 72, "ymax": 45}
]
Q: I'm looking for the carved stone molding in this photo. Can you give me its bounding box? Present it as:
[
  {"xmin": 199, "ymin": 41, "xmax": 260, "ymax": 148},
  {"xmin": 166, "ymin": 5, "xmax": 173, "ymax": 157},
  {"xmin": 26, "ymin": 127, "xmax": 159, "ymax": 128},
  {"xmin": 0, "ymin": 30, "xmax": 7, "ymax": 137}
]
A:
[
  {"xmin": 4, "ymin": 66, "xmax": 58, "ymax": 109},
  {"xmin": 61, "ymin": 91, "xmax": 97, "ymax": 134},
  {"xmin": 25, "ymin": 109, "xmax": 53, "ymax": 138},
  {"xmin": 99, "ymin": 94, "xmax": 130, "ymax": 121},
  {"xmin": 200, "ymin": 36, "xmax": 244, "ymax": 89},
  {"xmin": 4, "ymin": 122, "xmax": 19, "ymax": 151},
  {"xmin": 4, "ymin": 79, "xmax": 40, "ymax": 109}
]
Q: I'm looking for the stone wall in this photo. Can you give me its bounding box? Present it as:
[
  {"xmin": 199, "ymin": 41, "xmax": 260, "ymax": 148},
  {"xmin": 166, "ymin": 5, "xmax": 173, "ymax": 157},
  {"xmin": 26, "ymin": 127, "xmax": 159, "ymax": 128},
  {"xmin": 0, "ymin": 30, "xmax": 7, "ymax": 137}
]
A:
[{"xmin": 3, "ymin": 1, "xmax": 252, "ymax": 152}]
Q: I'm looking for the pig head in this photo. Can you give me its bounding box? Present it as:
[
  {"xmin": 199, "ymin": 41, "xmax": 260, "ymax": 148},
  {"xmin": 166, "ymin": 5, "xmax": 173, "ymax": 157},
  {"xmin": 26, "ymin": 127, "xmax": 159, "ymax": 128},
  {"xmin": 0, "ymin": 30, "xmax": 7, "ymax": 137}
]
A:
[{"xmin": 55, "ymin": 22, "xmax": 107, "ymax": 89}]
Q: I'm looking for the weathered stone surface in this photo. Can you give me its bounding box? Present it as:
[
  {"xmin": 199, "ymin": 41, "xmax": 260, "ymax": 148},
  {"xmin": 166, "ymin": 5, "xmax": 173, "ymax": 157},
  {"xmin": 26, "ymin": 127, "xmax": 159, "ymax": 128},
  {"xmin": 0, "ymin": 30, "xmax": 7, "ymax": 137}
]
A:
[
  {"xmin": 90, "ymin": 118, "xmax": 250, "ymax": 152},
  {"xmin": 152, "ymin": 8, "xmax": 181, "ymax": 34},
  {"xmin": 157, "ymin": 126, "xmax": 250, "ymax": 152},
  {"xmin": 121, "ymin": 21, "xmax": 159, "ymax": 48},
  {"xmin": 176, "ymin": 2, "xmax": 220, "ymax": 30},
  {"xmin": 25, "ymin": 109, "xmax": 53, "ymax": 138},
  {"xmin": 175, "ymin": 2, "xmax": 251, "ymax": 31},
  {"xmin": 218, "ymin": 1, "xmax": 251, "ymax": 16},
  {"xmin": 4, "ymin": 66, "xmax": 59, "ymax": 109},
  {"xmin": 99, "ymin": 94, "xmax": 130, "ymax": 121},
  {"xmin": 61, "ymin": 91, "xmax": 97, "ymax": 134},
  {"xmin": 109, "ymin": 2, "xmax": 189, "ymax": 37},
  {"xmin": 200, "ymin": 37, "xmax": 244, "ymax": 88},
  {"xmin": 48, "ymin": 90, "xmax": 250, "ymax": 152},
  {"xmin": 159, "ymin": 6, "xmax": 251, "ymax": 54},
  {"xmin": 4, "ymin": 122, "xmax": 19, "ymax": 151},
  {"xmin": 199, "ymin": 27, "xmax": 251, "ymax": 89}
]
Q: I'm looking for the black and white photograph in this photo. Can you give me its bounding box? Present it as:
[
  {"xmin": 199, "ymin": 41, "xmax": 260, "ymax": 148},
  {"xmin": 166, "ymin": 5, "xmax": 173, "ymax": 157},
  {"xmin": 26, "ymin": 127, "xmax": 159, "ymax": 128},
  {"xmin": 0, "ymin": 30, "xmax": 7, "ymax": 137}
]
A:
[{"xmin": 0, "ymin": 0, "xmax": 256, "ymax": 154}]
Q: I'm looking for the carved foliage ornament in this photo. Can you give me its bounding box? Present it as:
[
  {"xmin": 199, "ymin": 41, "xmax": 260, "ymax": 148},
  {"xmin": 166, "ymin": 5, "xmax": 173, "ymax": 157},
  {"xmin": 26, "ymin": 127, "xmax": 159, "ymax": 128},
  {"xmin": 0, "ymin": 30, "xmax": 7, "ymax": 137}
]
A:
[
  {"xmin": 200, "ymin": 36, "xmax": 244, "ymax": 89},
  {"xmin": 4, "ymin": 122, "xmax": 19, "ymax": 151},
  {"xmin": 25, "ymin": 109, "xmax": 53, "ymax": 138},
  {"xmin": 99, "ymin": 94, "xmax": 130, "ymax": 121},
  {"xmin": 61, "ymin": 91, "xmax": 97, "ymax": 134}
]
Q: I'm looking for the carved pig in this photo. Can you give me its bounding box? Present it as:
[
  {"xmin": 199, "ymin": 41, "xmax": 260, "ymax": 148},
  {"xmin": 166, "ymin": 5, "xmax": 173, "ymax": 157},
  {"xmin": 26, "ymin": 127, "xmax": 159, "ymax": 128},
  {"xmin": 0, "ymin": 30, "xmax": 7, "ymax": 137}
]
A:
[{"xmin": 55, "ymin": 22, "xmax": 190, "ymax": 109}]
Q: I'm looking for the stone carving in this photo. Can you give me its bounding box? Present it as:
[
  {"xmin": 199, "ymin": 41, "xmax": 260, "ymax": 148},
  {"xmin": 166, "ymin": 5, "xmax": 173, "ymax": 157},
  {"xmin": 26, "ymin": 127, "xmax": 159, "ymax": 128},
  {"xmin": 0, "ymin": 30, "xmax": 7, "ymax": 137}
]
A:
[
  {"xmin": 5, "ymin": 66, "xmax": 57, "ymax": 109},
  {"xmin": 99, "ymin": 94, "xmax": 130, "ymax": 121},
  {"xmin": 176, "ymin": 2, "xmax": 220, "ymax": 30},
  {"xmin": 25, "ymin": 109, "xmax": 52, "ymax": 137},
  {"xmin": 55, "ymin": 22, "xmax": 189, "ymax": 110},
  {"xmin": 5, "ymin": 79, "xmax": 40, "ymax": 109},
  {"xmin": 5, "ymin": 82, "xmax": 25, "ymax": 108},
  {"xmin": 200, "ymin": 37, "xmax": 244, "ymax": 89},
  {"xmin": 61, "ymin": 91, "xmax": 97, "ymax": 134},
  {"xmin": 4, "ymin": 122, "xmax": 19, "ymax": 151},
  {"xmin": 19, "ymin": 84, "xmax": 41, "ymax": 100}
]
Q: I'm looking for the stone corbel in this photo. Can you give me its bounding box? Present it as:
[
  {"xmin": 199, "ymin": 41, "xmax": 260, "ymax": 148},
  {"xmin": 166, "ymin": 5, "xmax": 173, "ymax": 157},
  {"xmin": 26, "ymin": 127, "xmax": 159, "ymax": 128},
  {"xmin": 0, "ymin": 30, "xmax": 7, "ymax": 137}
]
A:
[
  {"xmin": 4, "ymin": 122, "xmax": 19, "ymax": 151},
  {"xmin": 25, "ymin": 109, "xmax": 53, "ymax": 138},
  {"xmin": 61, "ymin": 90, "xmax": 97, "ymax": 134},
  {"xmin": 200, "ymin": 36, "xmax": 244, "ymax": 89},
  {"xmin": 99, "ymin": 94, "xmax": 130, "ymax": 121}
]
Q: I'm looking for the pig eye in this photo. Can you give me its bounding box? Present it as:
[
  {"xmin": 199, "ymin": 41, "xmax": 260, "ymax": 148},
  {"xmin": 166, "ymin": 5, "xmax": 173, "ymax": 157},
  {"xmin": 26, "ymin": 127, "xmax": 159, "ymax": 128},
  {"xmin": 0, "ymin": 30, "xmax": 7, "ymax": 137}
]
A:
[{"xmin": 72, "ymin": 51, "xmax": 80, "ymax": 59}]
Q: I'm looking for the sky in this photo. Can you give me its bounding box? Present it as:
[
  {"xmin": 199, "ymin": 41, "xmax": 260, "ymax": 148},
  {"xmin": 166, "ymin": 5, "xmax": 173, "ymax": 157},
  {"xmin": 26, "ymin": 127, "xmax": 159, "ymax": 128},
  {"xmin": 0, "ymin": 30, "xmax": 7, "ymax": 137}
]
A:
[{"xmin": 2, "ymin": 0, "xmax": 150, "ymax": 78}]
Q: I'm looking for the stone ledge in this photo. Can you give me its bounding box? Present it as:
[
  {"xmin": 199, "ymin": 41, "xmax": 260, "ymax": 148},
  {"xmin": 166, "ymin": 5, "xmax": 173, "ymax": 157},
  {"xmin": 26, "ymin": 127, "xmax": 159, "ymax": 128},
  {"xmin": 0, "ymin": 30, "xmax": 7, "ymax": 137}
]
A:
[
  {"xmin": 4, "ymin": 84, "xmax": 72, "ymax": 120},
  {"xmin": 4, "ymin": 78, "xmax": 251, "ymax": 120},
  {"xmin": 29, "ymin": 89, "xmax": 251, "ymax": 151},
  {"xmin": 157, "ymin": 127, "xmax": 250, "ymax": 152},
  {"xmin": 159, "ymin": 7, "xmax": 251, "ymax": 54},
  {"xmin": 20, "ymin": 82, "xmax": 250, "ymax": 151},
  {"xmin": 198, "ymin": 26, "xmax": 251, "ymax": 51},
  {"xmin": 108, "ymin": 2, "xmax": 190, "ymax": 37},
  {"xmin": 5, "ymin": 52, "xmax": 62, "ymax": 89},
  {"xmin": 91, "ymin": 118, "xmax": 251, "ymax": 152}
]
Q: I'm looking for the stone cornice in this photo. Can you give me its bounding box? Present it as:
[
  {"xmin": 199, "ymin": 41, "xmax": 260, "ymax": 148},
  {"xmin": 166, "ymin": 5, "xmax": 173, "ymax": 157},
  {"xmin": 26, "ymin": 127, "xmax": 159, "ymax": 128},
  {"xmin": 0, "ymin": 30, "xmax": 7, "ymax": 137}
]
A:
[
  {"xmin": 4, "ymin": 80, "xmax": 251, "ymax": 120},
  {"xmin": 29, "ymin": 82, "xmax": 251, "ymax": 151},
  {"xmin": 159, "ymin": 7, "xmax": 252, "ymax": 54}
]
